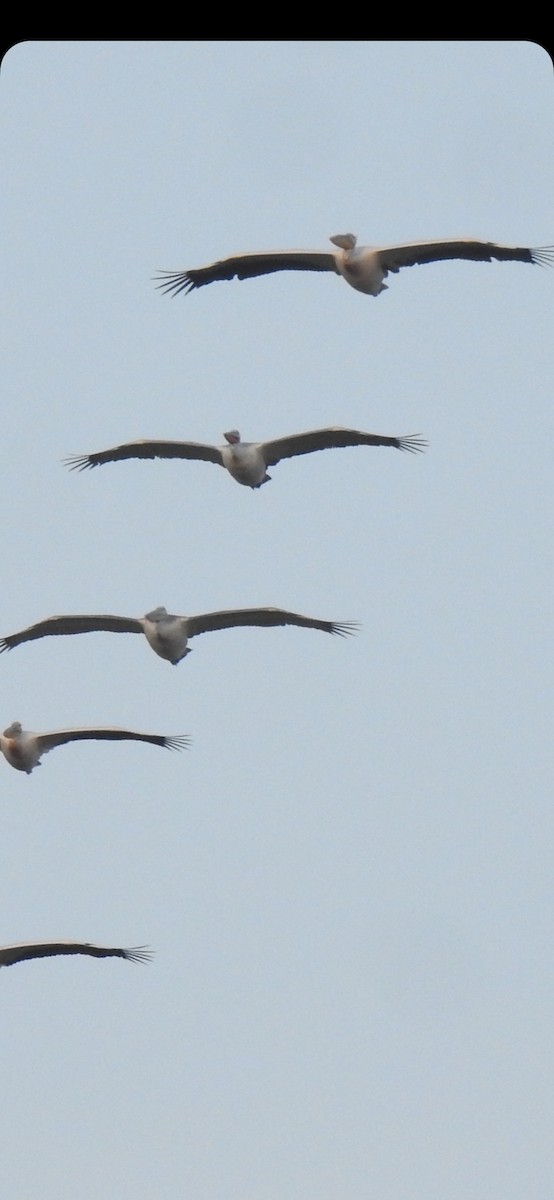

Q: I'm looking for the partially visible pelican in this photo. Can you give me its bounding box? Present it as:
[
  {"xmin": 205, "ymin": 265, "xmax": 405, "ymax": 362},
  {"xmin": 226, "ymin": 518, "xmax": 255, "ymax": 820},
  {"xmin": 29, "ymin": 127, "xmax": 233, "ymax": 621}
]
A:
[
  {"xmin": 155, "ymin": 233, "xmax": 554, "ymax": 298},
  {"xmin": 0, "ymin": 941, "xmax": 152, "ymax": 967},
  {"xmin": 66, "ymin": 426, "xmax": 426, "ymax": 488},
  {"xmin": 0, "ymin": 605, "xmax": 357, "ymax": 665},
  {"xmin": 0, "ymin": 721, "xmax": 190, "ymax": 774}
]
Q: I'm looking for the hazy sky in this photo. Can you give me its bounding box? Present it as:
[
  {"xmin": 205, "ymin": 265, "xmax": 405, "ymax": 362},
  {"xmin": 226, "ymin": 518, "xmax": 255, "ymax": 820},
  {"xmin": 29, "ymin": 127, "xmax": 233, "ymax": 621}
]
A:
[{"xmin": 1, "ymin": 39, "xmax": 553, "ymax": 1200}]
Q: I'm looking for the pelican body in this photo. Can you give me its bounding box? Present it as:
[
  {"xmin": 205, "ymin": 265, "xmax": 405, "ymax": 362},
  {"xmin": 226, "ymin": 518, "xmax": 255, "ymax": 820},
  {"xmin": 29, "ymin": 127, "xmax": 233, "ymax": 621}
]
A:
[
  {"xmin": 155, "ymin": 233, "xmax": 554, "ymax": 298},
  {"xmin": 0, "ymin": 941, "xmax": 152, "ymax": 967},
  {"xmin": 142, "ymin": 607, "xmax": 192, "ymax": 663},
  {"xmin": 0, "ymin": 721, "xmax": 190, "ymax": 774},
  {"xmin": 66, "ymin": 426, "xmax": 426, "ymax": 489},
  {"xmin": 0, "ymin": 605, "xmax": 357, "ymax": 665},
  {"xmin": 221, "ymin": 430, "xmax": 272, "ymax": 487}
]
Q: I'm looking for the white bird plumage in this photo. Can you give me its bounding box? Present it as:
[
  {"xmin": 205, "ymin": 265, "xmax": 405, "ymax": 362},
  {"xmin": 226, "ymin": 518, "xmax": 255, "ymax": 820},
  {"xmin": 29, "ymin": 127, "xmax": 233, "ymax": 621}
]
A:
[
  {"xmin": 0, "ymin": 721, "xmax": 190, "ymax": 773},
  {"xmin": 0, "ymin": 941, "xmax": 152, "ymax": 967},
  {"xmin": 0, "ymin": 605, "xmax": 358, "ymax": 665},
  {"xmin": 65, "ymin": 426, "xmax": 426, "ymax": 488},
  {"xmin": 155, "ymin": 232, "xmax": 554, "ymax": 298}
]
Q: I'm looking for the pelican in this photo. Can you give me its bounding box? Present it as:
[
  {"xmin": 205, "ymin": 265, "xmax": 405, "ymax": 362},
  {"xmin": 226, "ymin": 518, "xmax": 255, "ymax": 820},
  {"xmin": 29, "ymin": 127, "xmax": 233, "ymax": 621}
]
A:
[
  {"xmin": 0, "ymin": 941, "xmax": 152, "ymax": 967},
  {"xmin": 0, "ymin": 721, "xmax": 190, "ymax": 774},
  {"xmin": 0, "ymin": 605, "xmax": 357, "ymax": 665},
  {"xmin": 66, "ymin": 426, "xmax": 426, "ymax": 487},
  {"xmin": 155, "ymin": 233, "xmax": 554, "ymax": 298}
]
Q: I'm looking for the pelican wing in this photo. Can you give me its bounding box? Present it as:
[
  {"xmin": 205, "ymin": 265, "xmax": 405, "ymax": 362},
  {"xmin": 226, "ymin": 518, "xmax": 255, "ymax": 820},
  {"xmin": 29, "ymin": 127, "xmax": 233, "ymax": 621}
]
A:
[
  {"xmin": 156, "ymin": 249, "xmax": 338, "ymax": 296},
  {"xmin": 35, "ymin": 727, "xmax": 191, "ymax": 754},
  {"xmin": 0, "ymin": 613, "xmax": 143, "ymax": 652},
  {"xmin": 378, "ymin": 238, "xmax": 554, "ymax": 273},
  {"xmin": 262, "ymin": 427, "xmax": 427, "ymax": 465},
  {"xmin": 184, "ymin": 606, "xmax": 358, "ymax": 639},
  {"xmin": 65, "ymin": 440, "xmax": 224, "ymax": 472},
  {"xmin": 0, "ymin": 940, "xmax": 152, "ymax": 966}
]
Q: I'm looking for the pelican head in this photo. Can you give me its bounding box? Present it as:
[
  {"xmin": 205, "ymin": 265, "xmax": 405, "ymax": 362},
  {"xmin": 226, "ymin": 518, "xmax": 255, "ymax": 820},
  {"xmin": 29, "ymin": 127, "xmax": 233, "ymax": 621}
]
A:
[
  {"xmin": 3, "ymin": 721, "xmax": 22, "ymax": 737},
  {"xmin": 144, "ymin": 606, "xmax": 169, "ymax": 622},
  {"xmin": 329, "ymin": 233, "xmax": 357, "ymax": 251},
  {"xmin": 223, "ymin": 430, "xmax": 241, "ymax": 445}
]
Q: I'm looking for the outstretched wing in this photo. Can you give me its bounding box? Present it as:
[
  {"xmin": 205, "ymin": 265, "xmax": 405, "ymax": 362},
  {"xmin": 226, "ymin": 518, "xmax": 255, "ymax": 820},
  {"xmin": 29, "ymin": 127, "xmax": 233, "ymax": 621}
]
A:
[
  {"xmin": 378, "ymin": 238, "xmax": 554, "ymax": 274},
  {"xmin": 155, "ymin": 248, "xmax": 338, "ymax": 296},
  {"xmin": 0, "ymin": 614, "xmax": 142, "ymax": 652},
  {"xmin": 65, "ymin": 440, "xmax": 223, "ymax": 471},
  {"xmin": 0, "ymin": 940, "xmax": 153, "ymax": 966},
  {"xmin": 184, "ymin": 606, "xmax": 358, "ymax": 639},
  {"xmin": 35, "ymin": 727, "xmax": 191, "ymax": 754},
  {"xmin": 262, "ymin": 427, "xmax": 427, "ymax": 465}
]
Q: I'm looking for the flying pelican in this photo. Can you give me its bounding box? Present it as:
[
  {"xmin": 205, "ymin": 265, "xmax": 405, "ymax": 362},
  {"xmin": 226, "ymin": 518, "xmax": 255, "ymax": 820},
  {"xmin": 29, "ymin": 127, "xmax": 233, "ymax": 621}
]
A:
[
  {"xmin": 0, "ymin": 941, "xmax": 152, "ymax": 967},
  {"xmin": 0, "ymin": 605, "xmax": 357, "ymax": 665},
  {"xmin": 65, "ymin": 426, "xmax": 426, "ymax": 488},
  {"xmin": 155, "ymin": 233, "xmax": 554, "ymax": 298},
  {"xmin": 0, "ymin": 721, "xmax": 190, "ymax": 774}
]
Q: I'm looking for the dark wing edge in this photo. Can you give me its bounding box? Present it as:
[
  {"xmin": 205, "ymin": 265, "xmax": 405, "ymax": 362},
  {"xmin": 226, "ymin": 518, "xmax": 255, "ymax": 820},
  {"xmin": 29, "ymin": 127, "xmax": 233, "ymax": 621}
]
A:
[
  {"xmin": 328, "ymin": 620, "xmax": 359, "ymax": 638},
  {"xmin": 65, "ymin": 451, "xmax": 117, "ymax": 471},
  {"xmin": 155, "ymin": 270, "xmax": 197, "ymax": 297},
  {"xmin": 59, "ymin": 942, "xmax": 154, "ymax": 963},
  {"xmin": 121, "ymin": 945, "xmax": 154, "ymax": 964},
  {"xmin": 90, "ymin": 729, "xmax": 191, "ymax": 751},
  {"xmin": 163, "ymin": 734, "xmax": 192, "ymax": 752},
  {"xmin": 531, "ymin": 246, "xmax": 554, "ymax": 268},
  {"xmin": 396, "ymin": 434, "xmax": 427, "ymax": 454}
]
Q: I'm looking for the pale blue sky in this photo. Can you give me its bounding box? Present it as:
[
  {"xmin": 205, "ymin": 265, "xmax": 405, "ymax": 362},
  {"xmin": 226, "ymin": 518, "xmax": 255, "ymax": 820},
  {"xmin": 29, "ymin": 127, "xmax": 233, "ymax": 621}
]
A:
[{"xmin": 1, "ymin": 39, "xmax": 553, "ymax": 1200}]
